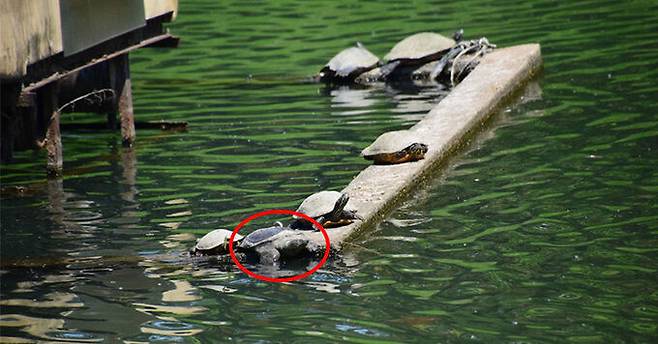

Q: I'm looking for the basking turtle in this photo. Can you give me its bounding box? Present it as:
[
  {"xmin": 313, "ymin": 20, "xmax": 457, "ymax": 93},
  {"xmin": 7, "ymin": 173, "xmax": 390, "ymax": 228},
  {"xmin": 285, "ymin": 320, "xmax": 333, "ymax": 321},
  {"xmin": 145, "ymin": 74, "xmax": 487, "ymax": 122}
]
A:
[
  {"xmin": 318, "ymin": 43, "xmax": 380, "ymax": 83},
  {"xmin": 378, "ymin": 32, "xmax": 456, "ymax": 80},
  {"xmin": 238, "ymin": 225, "xmax": 319, "ymax": 264},
  {"xmin": 292, "ymin": 191, "xmax": 360, "ymax": 230},
  {"xmin": 361, "ymin": 130, "xmax": 429, "ymax": 164},
  {"xmin": 191, "ymin": 229, "xmax": 243, "ymax": 256},
  {"xmin": 430, "ymin": 36, "xmax": 496, "ymax": 85}
]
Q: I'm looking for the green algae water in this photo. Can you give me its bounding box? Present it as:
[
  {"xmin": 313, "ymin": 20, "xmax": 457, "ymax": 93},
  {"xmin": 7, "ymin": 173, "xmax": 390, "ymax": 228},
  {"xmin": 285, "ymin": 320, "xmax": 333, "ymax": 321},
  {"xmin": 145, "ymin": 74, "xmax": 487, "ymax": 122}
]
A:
[{"xmin": 2, "ymin": 0, "xmax": 657, "ymax": 342}]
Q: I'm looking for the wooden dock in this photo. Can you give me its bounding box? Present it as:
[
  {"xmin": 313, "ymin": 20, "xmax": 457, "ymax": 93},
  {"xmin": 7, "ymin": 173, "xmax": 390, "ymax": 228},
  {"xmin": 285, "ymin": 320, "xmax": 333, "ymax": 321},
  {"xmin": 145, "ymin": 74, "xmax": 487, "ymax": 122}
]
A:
[{"xmin": 0, "ymin": 0, "xmax": 179, "ymax": 175}]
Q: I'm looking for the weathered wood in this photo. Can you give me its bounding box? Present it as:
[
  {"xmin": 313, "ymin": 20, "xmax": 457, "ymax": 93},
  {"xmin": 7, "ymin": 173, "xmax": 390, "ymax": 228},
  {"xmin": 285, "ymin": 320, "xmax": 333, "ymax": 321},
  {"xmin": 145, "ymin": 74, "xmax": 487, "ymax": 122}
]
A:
[
  {"xmin": 109, "ymin": 55, "xmax": 136, "ymax": 146},
  {"xmin": 42, "ymin": 84, "xmax": 63, "ymax": 176},
  {"xmin": 0, "ymin": 82, "xmax": 21, "ymax": 162},
  {"xmin": 15, "ymin": 92, "xmax": 39, "ymax": 150},
  {"xmin": 0, "ymin": 0, "xmax": 63, "ymax": 79},
  {"xmin": 22, "ymin": 33, "xmax": 177, "ymax": 94}
]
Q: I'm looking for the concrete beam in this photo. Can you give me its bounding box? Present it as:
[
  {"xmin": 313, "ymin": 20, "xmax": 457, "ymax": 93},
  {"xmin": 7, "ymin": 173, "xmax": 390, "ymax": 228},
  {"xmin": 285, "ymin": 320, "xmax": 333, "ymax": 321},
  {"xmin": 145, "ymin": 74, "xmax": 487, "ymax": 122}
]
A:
[{"xmin": 307, "ymin": 43, "xmax": 542, "ymax": 250}]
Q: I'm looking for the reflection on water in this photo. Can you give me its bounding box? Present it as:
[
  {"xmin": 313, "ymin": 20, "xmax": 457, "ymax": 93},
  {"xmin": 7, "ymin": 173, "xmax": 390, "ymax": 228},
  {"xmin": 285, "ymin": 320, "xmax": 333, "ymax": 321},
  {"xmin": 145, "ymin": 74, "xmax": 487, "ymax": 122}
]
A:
[{"xmin": 2, "ymin": 0, "xmax": 658, "ymax": 341}]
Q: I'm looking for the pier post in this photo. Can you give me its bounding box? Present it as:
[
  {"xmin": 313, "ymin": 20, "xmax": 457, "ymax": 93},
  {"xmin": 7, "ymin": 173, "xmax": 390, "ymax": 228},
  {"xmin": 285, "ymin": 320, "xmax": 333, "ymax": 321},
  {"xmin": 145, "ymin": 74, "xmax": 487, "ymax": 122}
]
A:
[
  {"xmin": 109, "ymin": 54, "xmax": 136, "ymax": 146},
  {"xmin": 41, "ymin": 83, "xmax": 63, "ymax": 176},
  {"xmin": 16, "ymin": 92, "xmax": 39, "ymax": 150}
]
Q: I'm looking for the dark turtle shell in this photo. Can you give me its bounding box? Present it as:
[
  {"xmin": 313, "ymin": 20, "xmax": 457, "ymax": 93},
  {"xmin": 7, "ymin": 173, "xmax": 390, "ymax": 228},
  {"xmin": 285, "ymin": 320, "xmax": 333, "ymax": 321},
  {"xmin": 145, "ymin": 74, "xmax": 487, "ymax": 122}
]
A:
[{"xmin": 239, "ymin": 225, "xmax": 286, "ymax": 249}]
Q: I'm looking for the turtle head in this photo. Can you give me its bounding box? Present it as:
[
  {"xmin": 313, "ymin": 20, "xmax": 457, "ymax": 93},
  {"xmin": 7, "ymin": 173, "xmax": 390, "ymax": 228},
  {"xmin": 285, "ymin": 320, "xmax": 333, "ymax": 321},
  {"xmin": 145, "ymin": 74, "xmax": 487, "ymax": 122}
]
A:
[
  {"xmin": 453, "ymin": 29, "xmax": 464, "ymax": 42},
  {"xmin": 407, "ymin": 143, "xmax": 429, "ymax": 159},
  {"xmin": 333, "ymin": 193, "xmax": 350, "ymax": 215}
]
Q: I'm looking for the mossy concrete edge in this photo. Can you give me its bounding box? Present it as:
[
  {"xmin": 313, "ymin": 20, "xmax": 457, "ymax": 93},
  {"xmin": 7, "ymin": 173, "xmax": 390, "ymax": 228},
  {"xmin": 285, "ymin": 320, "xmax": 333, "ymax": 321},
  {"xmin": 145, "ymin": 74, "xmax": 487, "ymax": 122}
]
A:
[{"xmin": 309, "ymin": 43, "xmax": 543, "ymax": 251}]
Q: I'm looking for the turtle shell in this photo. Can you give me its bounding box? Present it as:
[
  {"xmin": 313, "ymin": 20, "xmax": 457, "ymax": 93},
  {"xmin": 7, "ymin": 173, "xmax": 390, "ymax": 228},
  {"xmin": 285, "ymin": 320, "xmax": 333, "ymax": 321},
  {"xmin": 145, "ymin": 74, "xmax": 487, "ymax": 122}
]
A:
[
  {"xmin": 325, "ymin": 44, "xmax": 379, "ymax": 78},
  {"xmin": 295, "ymin": 190, "xmax": 343, "ymax": 218},
  {"xmin": 239, "ymin": 225, "xmax": 286, "ymax": 249},
  {"xmin": 361, "ymin": 130, "xmax": 422, "ymax": 157},
  {"xmin": 384, "ymin": 32, "xmax": 455, "ymax": 62},
  {"xmin": 195, "ymin": 229, "xmax": 243, "ymax": 251}
]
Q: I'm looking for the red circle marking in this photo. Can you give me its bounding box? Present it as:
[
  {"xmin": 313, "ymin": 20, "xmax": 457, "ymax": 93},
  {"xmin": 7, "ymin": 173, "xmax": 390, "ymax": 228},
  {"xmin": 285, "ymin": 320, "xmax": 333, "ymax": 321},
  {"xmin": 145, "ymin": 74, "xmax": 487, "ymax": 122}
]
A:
[{"xmin": 228, "ymin": 209, "xmax": 330, "ymax": 283}]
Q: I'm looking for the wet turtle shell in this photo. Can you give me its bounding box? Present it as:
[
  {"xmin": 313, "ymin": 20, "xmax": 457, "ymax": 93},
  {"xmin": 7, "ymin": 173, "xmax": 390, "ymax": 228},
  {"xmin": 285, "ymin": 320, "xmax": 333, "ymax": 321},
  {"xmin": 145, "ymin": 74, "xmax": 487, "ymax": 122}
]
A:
[
  {"xmin": 239, "ymin": 225, "xmax": 287, "ymax": 250},
  {"xmin": 295, "ymin": 190, "xmax": 344, "ymax": 219},
  {"xmin": 361, "ymin": 130, "xmax": 428, "ymax": 164},
  {"xmin": 193, "ymin": 229, "xmax": 243, "ymax": 254},
  {"xmin": 384, "ymin": 32, "xmax": 455, "ymax": 62},
  {"xmin": 319, "ymin": 43, "xmax": 380, "ymax": 82}
]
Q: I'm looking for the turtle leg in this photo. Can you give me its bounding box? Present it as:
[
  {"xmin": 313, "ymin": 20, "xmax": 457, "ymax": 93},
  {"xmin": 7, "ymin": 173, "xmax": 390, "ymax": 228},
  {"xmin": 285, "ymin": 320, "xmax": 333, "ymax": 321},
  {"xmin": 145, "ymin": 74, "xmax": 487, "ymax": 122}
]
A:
[
  {"xmin": 255, "ymin": 245, "xmax": 280, "ymax": 265},
  {"xmin": 315, "ymin": 216, "xmax": 325, "ymax": 228},
  {"xmin": 379, "ymin": 60, "xmax": 401, "ymax": 80}
]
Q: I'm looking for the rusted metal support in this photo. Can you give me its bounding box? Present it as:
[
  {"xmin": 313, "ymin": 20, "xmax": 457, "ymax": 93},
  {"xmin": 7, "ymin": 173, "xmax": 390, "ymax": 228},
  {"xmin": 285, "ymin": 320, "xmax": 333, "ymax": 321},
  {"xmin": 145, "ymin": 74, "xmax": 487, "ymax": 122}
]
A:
[
  {"xmin": 41, "ymin": 83, "xmax": 63, "ymax": 176},
  {"xmin": 109, "ymin": 54, "xmax": 136, "ymax": 146}
]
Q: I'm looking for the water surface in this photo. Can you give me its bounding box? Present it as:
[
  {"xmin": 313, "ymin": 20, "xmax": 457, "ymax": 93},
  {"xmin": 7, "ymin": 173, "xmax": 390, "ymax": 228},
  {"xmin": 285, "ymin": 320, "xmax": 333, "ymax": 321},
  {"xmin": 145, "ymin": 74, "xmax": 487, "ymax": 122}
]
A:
[{"xmin": 1, "ymin": 0, "xmax": 657, "ymax": 342}]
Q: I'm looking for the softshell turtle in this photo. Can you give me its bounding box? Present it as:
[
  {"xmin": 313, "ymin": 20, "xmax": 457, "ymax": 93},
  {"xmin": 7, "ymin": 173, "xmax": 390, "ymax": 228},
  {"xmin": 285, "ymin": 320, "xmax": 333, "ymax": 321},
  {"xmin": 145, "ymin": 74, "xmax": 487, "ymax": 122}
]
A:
[
  {"xmin": 361, "ymin": 130, "xmax": 429, "ymax": 164},
  {"xmin": 377, "ymin": 32, "xmax": 456, "ymax": 80},
  {"xmin": 291, "ymin": 191, "xmax": 360, "ymax": 230},
  {"xmin": 318, "ymin": 43, "xmax": 380, "ymax": 83},
  {"xmin": 191, "ymin": 229, "xmax": 243, "ymax": 256},
  {"xmin": 238, "ymin": 225, "xmax": 319, "ymax": 264}
]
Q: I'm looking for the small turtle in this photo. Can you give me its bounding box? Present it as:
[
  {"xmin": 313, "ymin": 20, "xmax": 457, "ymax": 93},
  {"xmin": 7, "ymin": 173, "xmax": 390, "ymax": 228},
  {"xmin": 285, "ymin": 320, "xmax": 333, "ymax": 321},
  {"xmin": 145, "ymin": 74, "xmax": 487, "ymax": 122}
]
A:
[
  {"xmin": 318, "ymin": 43, "xmax": 380, "ymax": 83},
  {"xmin": 378, "ymin": 32, "xmax": 456, "ymax": 80},
  {"xmin": 291, "ymin": 191, "xmax": 360, "ymax": 230},
  {"xmin": 191, "ymin": 229, "xmax": 243, "ymax": 256},
  {"xmin": 238, "ymin": 225, "xmax": 319, "ymax": 264},
  {"xmin": 361, "ymin": 130, "xmax": 429, "ymax": 164}
]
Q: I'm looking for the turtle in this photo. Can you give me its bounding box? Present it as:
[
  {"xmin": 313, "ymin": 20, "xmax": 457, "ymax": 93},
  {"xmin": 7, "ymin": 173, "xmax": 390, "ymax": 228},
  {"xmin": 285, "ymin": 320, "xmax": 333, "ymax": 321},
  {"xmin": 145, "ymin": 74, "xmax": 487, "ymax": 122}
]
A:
[
  {"xmin": 430, "ymin": 36, "xmax": 496, "ymax": 84},
  {"xmin": 238, "ymin": 224, "xmax": 320, "ymax": 264},
  {"xmin": 191, "ymin": 228, "xmax": 243, "ymax": 256},
  {"xmin": 317, "ymin": 42, "xmax": 380, "ymax": 83},
  {"xmin": 291, "ymin": 191, "xmax": 361, "ymax": 230},
  {"xmin": 361, "ymin": 130, "xmax": 429, "ymax": 164},
  {"xmin": 377, "ymin": 32, "xmax": 456, "ymax": 80}
]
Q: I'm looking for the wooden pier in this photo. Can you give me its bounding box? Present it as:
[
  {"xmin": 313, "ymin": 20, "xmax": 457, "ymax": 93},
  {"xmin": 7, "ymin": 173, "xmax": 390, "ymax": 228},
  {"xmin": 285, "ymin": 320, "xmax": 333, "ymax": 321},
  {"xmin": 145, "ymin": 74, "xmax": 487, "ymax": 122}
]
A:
[{"xmin": 0, "ymin": 0, "xmax": 179, "ymax": 175}]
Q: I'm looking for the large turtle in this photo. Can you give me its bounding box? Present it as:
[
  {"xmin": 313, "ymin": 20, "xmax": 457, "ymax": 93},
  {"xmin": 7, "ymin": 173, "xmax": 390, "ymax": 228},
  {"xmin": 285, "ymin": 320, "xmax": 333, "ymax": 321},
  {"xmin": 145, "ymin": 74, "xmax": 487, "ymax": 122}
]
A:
[
  {"xmin": 191, "ymin": 228, "xmax": 243, "ymax": 256},
  {"xmin": 291, "ymin": 191, "xmax": 360, "ymax": 230},
  {"xmin": 376, "ymin": 32, "xmax": 456, "ymax": 80},
  {"xmin": 361, "ymin": 130, "xmax": 429, "ymax": 164},
  {"xmin": 317, "ymin": 43, "xmax": 380, "ymax": 83},
  {"xmin": 238, "ymin": 225, "xmax": 320, "ymax": 264}
]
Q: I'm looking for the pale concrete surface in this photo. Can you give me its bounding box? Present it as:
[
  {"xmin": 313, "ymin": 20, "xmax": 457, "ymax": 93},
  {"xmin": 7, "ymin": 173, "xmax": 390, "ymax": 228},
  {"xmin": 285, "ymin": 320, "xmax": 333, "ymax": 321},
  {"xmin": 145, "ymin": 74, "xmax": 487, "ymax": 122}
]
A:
[{"xmin": 306, "ymin": 43, "xmax": 543, "ymax": 250}]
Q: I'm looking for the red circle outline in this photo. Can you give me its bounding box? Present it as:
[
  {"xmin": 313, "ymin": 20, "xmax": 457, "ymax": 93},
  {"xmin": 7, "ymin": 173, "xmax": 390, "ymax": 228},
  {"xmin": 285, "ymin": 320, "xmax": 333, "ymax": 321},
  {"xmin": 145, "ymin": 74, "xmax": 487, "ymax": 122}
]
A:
[{"xmin": 228, "ymin": 209, "xmax": 330, "ymax": 283}]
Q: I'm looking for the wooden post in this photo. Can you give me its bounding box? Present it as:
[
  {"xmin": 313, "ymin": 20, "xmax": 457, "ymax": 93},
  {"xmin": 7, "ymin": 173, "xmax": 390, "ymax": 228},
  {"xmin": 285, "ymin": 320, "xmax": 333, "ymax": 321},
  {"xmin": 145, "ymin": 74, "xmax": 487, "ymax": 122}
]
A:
[
  {"xmin": 41, "ymin": 83, "xmax": 63, "ymax": 176},
  {"xmin": 16, "ymin": 92, "xmax": 39, "ymax": 150},
  {"xmin": 0, "ymin": 82, "xmax": 21, "ymax": 162},
  {"xmin": 109, "ymin": 54, "xmax": 136, "ymax": 146}
]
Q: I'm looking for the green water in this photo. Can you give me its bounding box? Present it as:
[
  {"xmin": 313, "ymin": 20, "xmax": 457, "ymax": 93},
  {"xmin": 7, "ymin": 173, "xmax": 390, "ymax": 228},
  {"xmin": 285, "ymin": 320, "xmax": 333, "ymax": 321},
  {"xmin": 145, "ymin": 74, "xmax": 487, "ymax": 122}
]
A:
[{"xmin": 2, "ymin": 0, "xmax": 657, "ymax": 342}]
